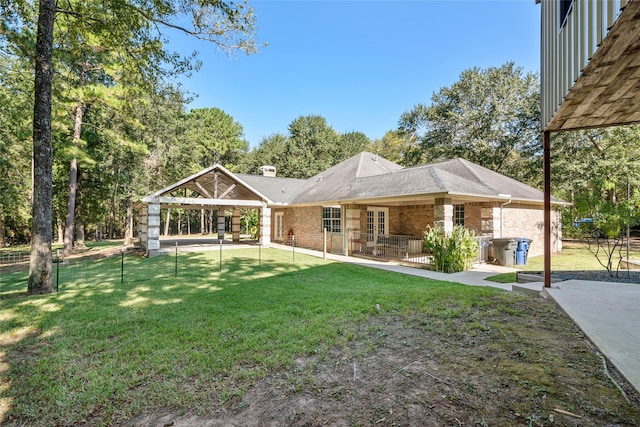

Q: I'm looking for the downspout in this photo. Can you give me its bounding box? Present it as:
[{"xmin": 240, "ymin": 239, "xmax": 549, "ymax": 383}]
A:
[{"xmin": 499, "ymin": 194, "xmax": 512, "ymax": 238}]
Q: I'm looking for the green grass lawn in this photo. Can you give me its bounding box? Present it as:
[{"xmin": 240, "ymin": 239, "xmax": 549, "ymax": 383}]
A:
[
  {"xmin": 520, "ymin": 239, "xmax": 640, "ymax": 271},
  {"xmin": 0, "ymin": 248, "xmax": 637, "ymax": 425},
  {"xmin": 485, "ymin": 240, "xmax": 635, "ymax": 283},
  {"xmin": 3, "ymin": 250, "xmax": 472, "ymax": 424}
]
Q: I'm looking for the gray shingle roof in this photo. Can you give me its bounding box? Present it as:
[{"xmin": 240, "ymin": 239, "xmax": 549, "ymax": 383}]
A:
[
  {"xmin": 291, "ymin": 152, "xmax": 403, "ymax": 204},
  {"xmin": 289, "ymin": 153, "xmax": 558, "ymax": 205},
  {"xmin": 349, "ymin": 158, "xmax": 549, "ymax": 202},
  {"xmin": 235, "ymin": 174, "xmax": 307, "ymax": 204},
  {"xmin": 141, "ymin": 152, "xmax": 560, "ymax": 207}
]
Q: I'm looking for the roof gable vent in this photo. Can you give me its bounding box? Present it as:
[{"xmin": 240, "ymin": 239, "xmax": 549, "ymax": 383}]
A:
[{"xmin": 259, "ymin": 165, "xmax": 277, "ymax": 177}]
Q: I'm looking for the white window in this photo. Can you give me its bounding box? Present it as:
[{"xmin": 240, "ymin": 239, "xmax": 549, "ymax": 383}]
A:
[
  {"xmin": 322, "ymin": 207, "xmax": 341, "ymax": 233},
  {"xmin": 454, "ymin": 204, "xmax": 465, "ymax": 226}
]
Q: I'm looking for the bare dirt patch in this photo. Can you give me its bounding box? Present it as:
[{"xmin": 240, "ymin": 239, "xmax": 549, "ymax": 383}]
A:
[{"xmin": 126, "ymin": 295, "xmax": 640, "ymax": 427}]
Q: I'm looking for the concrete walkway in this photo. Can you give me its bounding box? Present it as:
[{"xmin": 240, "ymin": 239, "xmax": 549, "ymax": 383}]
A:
[{"xmin": 319, "ymin": 251, "xmax": 640, "ymax": 394}]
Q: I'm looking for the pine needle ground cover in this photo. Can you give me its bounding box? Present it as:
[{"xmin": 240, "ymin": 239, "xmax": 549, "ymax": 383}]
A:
[{"xmin": 1, "ymin": 249, "xmax": 638, "ymax": 426}]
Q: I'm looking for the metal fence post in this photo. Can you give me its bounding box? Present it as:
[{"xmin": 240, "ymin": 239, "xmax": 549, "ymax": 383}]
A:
[
  {"xmin": 120, "ymin": 247, "xmax": 124, "ymax": 284},
  {"xmin": 292, "ymin": 235, "xmax": 295, "ymax": 262},
  {"xmin": 56, "ymin": 249, "xmax": 60, "ymax": 292},
  {"xmin": 259, "ymin": 242, "xmax": 262, "ymax": 267},
  {"xmin": 219, "ymin": 239, "xmax": 222, "ymax": 271},
  {"xmin": 174, "ymin": 241, "xmax": 178, "ymax": 277}
]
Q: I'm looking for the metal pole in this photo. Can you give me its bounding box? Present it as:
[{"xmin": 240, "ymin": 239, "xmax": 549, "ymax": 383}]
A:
[
  {"xmin": 120, "ymin": 247, "xmax": 124, "ymax": 284},
  {"xmin": 56, "ymin": 249, "xmax": 60, "ymax": 292},
  {"xmin": 219, "ymin": 239, "xmax": 222, "ymax": 271},
  {"xmin": 292, "ymin": 235, "xmax": 295, "ymax": 262},
  {"xmin": 543, "ymin": 130, "xmax": 551, "ymax": 288},
  {"xmin": 627, "ymin": 177, "xmax": 631, "ymax": 265},
  {"xmin": 259, "ymin": 242, "xmax": 262, "ymax": 267},
  {"xmin": 175, "ymin": 241, "xmax": 178, "ymax": 277}
]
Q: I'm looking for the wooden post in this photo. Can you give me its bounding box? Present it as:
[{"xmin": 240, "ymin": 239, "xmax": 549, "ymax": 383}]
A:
[{"xmin": 323, "ymin": 229, "xmax": 327, "ymax": 259}]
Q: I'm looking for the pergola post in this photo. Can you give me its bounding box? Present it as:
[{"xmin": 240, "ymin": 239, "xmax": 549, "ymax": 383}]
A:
[
  {"xmin": 138, "ymin": 205, "xmax": 148, "ymax": 250},
  {"xmin": 232, "ymin": 208, "xmax": 241, "ymax": 242},
  {"xmin": 217, "ymin": 208, "xmax": 225, "ymax": 241},
  {"xmin": 260, "ymin": 206, "xmax": 271, "ymax": 247},
  {"xmin": 147, "ymin": 202, "xmax": 161, "ymax": 257}
]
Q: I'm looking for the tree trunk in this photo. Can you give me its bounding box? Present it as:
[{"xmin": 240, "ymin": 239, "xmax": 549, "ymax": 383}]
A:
[
  {"xmin": 209, "ymin": 210, "xmax": 214, "ymax": 234},
  {"xmin": 109, "ymin": 193, "xmax": 115, "ymax": 239},
  {"xmin": 74, "ymin": 203, "xmax": 86, "ymax": 250},
  {"xmin": 187, "ymin": 210, "xmax": 191, "ymax": 235},
  {"xmin": 178, "ymin": 210, "xmax": 182, "ymax": 235},
  {"xmin": 55, "ymin": 210, "xmax": 64, "ymax": 244},
  {"xmin": 28, "ymin": 0, "xmax": 55, "ymax": 295},
  {"xmin": 164, "ymin": 208, "xmax": 171, "ymax": 236},
  {"xmin": 124, "ymin": 198, "xmax": 134, "ymax": 245},
  {"xmin": 63, "ymin": 102, "xmax": 84, "ymax": 256},
  {"xmin": 0, "ymin": 211, "xmax": 5, "ymax": 248}
]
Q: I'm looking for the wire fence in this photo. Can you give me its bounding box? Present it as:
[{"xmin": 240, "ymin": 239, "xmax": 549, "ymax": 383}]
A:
[
  {"xmin": 0, "ymin": 231, "xmax": 497, "ymax": 293},
  {"xmin": 0, "ymin": 251, "xmax": 30, "ymax": 265},
  {"xmin": 0, "ymin": 242, "xmax": 332, "ymax": 293}
]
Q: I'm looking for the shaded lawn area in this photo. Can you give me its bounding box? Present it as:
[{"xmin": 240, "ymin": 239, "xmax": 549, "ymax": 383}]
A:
[{"xmin": 0, "ymin": 250, "xmax": 638, "ymax": 426}]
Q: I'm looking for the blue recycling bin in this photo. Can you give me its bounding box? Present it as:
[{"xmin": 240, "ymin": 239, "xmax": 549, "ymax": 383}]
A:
[{"xmin": 515, "ymin": 238, "xmax": 532, "ymax": 265}]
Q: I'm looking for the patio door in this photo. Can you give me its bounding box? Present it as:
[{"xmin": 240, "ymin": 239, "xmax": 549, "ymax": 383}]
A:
[
  {"xmin": 367, "ymin": 207, "xmax": 389, "ymax": 250},
  {"xmin": 274, "ymin": 212, "xmax": 284, "ymax": 240}
]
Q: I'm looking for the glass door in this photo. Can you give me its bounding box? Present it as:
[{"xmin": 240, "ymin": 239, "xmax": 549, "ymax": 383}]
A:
[{"xmin": 366, "ymin": 207, "xmax": 388, "ymax": 253}]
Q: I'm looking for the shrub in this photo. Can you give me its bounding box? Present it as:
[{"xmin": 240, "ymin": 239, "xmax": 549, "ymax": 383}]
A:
[{"xmin": 423, "ymin": 225, "xmax": 478, "ymax": 273}]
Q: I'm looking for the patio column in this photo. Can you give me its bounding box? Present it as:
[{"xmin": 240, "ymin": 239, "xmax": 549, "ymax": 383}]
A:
[
  {"xmin": 232, "ymin": 208, "xmax": 241, "ymax": 242},
  {"xmin": 147, "ymin": 202, "xmax": 161, "ymax": 257},
  {"xmin": 138, "ymin": 205, "xmax": 148, "ymax": 250},
  {"xmin": 434, "ymin": 198, "xmax": 453, "ymax": 234},
  {"xmin": 260, "ymin": 206, "xmax": 271, "ymax": 247},
  {"xmin": 345, "ymin": 207, "xmax": 361, "ymax": 256},
  {"xmin": 217, "ymin": 208, "xmax": 225, "ymax": 240}
]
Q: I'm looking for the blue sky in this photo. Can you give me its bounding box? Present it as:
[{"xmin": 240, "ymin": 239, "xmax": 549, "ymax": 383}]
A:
[{"xmin": 169, "ymin": 0, "xmax": 541, "ymax": 148}]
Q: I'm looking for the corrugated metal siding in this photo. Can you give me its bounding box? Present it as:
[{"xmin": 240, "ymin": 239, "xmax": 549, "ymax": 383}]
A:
[{"xmin": 540, "ymin": 0, "xmax": 629, "ymax": 130}]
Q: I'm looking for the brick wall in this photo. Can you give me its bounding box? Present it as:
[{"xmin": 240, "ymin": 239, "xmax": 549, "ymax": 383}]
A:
[
  {"xmin": 398, "ymin": 205, "xmax": 434, "ymax": 237},
  {"xmin": 275, "ymin": 206, "xmax": 321, "ymax": 241},
  {"xmin": 500, "ymin": 203, "xmax": 562, "ymax": 257},
  {"xmin": 464, "ymin": 202, "xmax": 499, "ymax": 237},
  {"xmin": 276, "ymin": 202, "xmax": 561, "ymax": 256}
]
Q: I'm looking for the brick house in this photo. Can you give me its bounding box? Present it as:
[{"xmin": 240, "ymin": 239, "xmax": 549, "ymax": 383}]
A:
[{"xmin": 138, "ymin": 152, "xmax": 565, "ymax": 259}]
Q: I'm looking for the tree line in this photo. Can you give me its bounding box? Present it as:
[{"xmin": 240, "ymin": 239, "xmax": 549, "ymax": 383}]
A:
[{"xmin": 2, "ymin": 1, "xmax": 640, "ymax": 294}]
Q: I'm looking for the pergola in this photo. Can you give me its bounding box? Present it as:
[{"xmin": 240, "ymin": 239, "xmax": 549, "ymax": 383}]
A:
[{"xmin": 137, "ymin": 164, "xmax": 273, "ymax": 257}]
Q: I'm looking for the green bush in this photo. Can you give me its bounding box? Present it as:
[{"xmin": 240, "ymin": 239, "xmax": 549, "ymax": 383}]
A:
[{"xmin": 423, "ymin": 225, "xmax": 479, "ymax": 273}]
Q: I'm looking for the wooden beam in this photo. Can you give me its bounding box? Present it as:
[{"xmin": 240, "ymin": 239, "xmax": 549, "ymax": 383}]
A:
[
  {"xmin": 219, "ymin": 184, "xmax": 237, "ymax": 199},
  {"xmin": 157, "ymin": 196, "xmax": 263, "ymax": 208},
  {"xmin": 194, "ymin": 180, "xmax": 212, "ymax": 198},
  {"xmin": 214, "ymin": 171, "xmax": 218, "ymax": 199}
]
